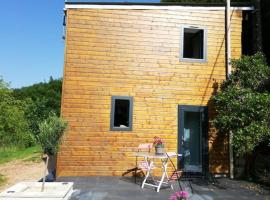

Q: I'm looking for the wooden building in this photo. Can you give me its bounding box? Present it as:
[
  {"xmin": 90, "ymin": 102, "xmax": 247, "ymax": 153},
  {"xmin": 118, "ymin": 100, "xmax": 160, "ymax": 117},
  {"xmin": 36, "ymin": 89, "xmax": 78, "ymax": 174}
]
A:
[{"xmin": 57, "ymin": 2, "xmax": 254, "ymax": 177}]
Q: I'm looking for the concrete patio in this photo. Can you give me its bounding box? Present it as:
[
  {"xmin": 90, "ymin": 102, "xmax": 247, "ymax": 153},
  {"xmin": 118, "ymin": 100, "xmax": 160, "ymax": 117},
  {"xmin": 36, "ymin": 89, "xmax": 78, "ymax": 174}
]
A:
[{"xmin": 57, "ymin": 176, "xmax": 270, "ymax": 200}]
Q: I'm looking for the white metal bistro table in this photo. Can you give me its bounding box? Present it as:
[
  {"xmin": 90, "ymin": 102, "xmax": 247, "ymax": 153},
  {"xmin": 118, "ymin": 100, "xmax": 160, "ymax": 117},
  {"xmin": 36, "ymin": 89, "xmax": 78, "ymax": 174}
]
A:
[{"xmin": 134, "ymin": 152, "xmax": 180, "ymax": 192}]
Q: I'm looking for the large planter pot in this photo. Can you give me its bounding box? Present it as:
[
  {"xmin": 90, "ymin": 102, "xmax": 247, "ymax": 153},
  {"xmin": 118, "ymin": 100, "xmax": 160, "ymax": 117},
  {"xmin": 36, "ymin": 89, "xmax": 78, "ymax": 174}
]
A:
[
  {"xmin": 155, "ymin": 146, "xmax": 164, "ymax": 155},
  {"xmin": 47, "ymin": 155, "xmax": 56, "ymax": 175},
  {"xmin": 42, "ymin": 154, "xmax": 56, "ymax": 181}
]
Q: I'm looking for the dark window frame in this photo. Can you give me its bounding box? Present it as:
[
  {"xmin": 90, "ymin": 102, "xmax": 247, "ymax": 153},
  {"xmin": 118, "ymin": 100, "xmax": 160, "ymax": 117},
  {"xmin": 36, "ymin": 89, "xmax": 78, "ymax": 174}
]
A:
[
  {"xmin": 110, "ymin": 96, "xmax": 133, "ymax": 131},
  {"xmin": 180, "ymin": 26, "xmax": 208, "ymax": 62}
]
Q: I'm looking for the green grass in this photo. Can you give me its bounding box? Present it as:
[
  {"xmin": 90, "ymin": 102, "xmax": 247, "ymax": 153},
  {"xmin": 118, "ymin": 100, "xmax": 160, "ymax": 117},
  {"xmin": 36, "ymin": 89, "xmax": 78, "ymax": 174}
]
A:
[
  {"xmin": 0, "ymin": 146, "xmax": 41, "ymax": 165},
  {"xmin": 23, "ymin": 152, "xmax": 42, "ymax": 162},
  {"xmin": 0, "ymin": 174, "xmax": 6, "ymax": 187}
]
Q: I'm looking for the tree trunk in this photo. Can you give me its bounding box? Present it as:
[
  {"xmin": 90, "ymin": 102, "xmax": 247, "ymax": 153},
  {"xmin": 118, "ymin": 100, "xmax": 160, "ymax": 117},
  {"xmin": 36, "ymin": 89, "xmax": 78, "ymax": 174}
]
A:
[{"xmin": 41, "ymin": 155, "xmax": 49, "ymax": 192}]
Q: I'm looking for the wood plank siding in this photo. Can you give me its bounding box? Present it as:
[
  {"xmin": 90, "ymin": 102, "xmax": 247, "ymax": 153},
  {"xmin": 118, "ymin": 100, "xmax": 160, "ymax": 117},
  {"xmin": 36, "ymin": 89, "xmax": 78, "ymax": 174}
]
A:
[{"xmin": 57, "ymin": 7, "xmax": 243, "ymax": 176}]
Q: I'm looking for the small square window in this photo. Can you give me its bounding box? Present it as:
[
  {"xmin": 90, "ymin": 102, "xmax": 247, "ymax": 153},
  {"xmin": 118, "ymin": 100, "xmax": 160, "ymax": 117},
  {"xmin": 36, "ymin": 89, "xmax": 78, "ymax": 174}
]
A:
[
  {"xmin": 180, "ymin": 27, "xmax": 207, "ymax": 62},
  {"xmin": 110, "ymin": 96, "xmax": 133, "ymax": 131}
]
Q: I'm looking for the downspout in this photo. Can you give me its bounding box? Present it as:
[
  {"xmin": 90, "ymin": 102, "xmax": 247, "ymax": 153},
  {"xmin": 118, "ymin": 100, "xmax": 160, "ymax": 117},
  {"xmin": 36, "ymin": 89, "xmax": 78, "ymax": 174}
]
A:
[
  {"xmin": 254, "ymin": 0, "xmax": 262, "ymax": 53},
  {"xmin": 226, "ymin": 0, "xmax": 234, "ymax": 179},
  {"xmin": 226, "ymin": 0, "xmax": 232, "ymax": 76},
  {"xmin": 62, "ymin": 10, "xmax": 67, "ymax": 40}
]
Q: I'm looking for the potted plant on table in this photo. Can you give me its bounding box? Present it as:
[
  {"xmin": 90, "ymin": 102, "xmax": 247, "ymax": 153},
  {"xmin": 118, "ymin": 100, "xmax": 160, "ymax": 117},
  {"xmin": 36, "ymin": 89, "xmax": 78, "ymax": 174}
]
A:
[
  {"xmin": 37, "ymin": 112, "xmax": 68, "ymax": 191},
  {"xmin": 153, "ymin": 136, "xmax": 164, "ymax": 155}
]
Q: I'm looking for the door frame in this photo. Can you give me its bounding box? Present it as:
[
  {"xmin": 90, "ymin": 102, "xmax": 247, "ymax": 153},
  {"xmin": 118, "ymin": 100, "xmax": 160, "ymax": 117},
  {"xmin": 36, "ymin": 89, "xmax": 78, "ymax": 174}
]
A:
[{"xmin": 178, "ymin": 105, "xmax": 209, "ymax": 175}]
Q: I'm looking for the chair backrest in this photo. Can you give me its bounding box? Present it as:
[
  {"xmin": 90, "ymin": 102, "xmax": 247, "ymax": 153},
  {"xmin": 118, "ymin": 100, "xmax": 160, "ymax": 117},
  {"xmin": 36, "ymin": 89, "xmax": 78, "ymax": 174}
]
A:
[{"xmin": 138, "ymin": 143, "xmax": 153, "ymax": 152}]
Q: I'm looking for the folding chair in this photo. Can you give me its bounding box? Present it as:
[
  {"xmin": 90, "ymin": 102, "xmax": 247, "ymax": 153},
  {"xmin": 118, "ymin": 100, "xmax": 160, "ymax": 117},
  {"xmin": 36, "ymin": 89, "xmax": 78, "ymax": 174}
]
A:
[
  {"xmin": 134, "ymin": 143, "xmax": 153, "ymax": 183},
  {"xmin": 166, "ymin": 152, "xmax": 194, "ymax": 192},
  {"xmin": 165, "ymin": 152, "xmax": 183, "ymax": 189}
]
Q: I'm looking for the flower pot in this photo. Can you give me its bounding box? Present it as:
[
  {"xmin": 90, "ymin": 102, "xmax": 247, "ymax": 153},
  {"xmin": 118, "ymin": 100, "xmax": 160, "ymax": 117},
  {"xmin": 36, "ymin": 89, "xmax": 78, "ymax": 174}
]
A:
[
  {"xmin": 47, "ymin": 155, "xmax": 56, "ymax": 175},
  {"xmin": 42, "ymin": 154, "xmax": 56, "ymax": 181},
  {"xmin": 155, "ymin": 146, "xmax": 164, "ymax": 155}
]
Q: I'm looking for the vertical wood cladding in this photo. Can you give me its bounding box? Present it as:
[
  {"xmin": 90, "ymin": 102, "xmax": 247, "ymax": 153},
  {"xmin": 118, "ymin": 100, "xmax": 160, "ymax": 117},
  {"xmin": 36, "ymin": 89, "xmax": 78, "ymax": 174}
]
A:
[{"xmin": 58, "ymin": 8, "xmax": 243, "ymax": 176}]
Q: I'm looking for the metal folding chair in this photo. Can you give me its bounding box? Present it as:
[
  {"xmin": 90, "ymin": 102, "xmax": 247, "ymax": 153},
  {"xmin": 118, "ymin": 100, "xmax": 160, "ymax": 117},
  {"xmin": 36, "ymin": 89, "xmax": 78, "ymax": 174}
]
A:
[
  {"xmin": 135, "ymin": 143, "xmax": 153, "ymax": 183},
  {"xmin": 166, "ymin": 152, "xmax": 184, "ymax": 191},
  {"xmin": 166, "ymin": 152, "xmax": 194, "ymax": 193}
]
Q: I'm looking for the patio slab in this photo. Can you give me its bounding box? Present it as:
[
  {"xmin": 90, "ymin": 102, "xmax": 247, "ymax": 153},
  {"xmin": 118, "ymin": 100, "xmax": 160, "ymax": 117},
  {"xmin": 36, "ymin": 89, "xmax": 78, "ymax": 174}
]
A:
[
  {"xmin": 0, "ymin": 182, "xmax": 73, "ymax": 200},
  {"xmin": 56, "ymin": 176, "xmax": 270, "ymax": 200}
]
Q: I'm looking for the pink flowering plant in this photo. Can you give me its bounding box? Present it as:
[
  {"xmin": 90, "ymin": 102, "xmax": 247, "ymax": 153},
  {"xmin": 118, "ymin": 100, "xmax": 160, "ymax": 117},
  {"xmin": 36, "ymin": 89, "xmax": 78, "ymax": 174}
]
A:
[
  {"xmin": 169, "ymin": 191, "xmax": 188, "ymax": 200},
  {"xmin": 153, "ymin": 136, "xmax": 164, "ymax": 148}
]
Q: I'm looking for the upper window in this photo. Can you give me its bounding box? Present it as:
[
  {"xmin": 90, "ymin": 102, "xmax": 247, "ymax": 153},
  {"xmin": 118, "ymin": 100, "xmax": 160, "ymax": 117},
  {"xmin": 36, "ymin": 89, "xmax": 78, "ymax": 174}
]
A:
[
  {"xmin": 110, "ymin": 96, "xmax": 133, "ymax": 131},
  {"xmin": 180, "ymin": 27, "xmax": 207, "ymax": 62}
]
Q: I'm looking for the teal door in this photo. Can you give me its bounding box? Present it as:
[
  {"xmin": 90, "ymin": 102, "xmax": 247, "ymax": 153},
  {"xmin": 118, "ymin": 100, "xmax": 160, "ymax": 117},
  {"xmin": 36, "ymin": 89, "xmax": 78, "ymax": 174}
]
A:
[{"xmin": 178, "ymin": 105, "xmax": 208, "ymax": 174}]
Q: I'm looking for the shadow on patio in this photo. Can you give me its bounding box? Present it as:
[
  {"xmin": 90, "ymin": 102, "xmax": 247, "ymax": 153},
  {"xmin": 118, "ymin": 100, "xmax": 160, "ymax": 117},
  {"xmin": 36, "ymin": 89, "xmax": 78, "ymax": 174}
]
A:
[{"xmin": 57, "ymin": 176, "xmax": 270, "ymax": 200}]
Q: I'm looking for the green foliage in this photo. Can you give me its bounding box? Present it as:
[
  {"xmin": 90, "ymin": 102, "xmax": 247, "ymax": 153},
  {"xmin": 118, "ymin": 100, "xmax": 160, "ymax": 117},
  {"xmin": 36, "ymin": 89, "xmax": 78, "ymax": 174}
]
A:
[
  {"xmin": 0, "ymin": 76, "xmax": 62, "ymax": 152},
  {"xmin": 0, "ymin": 78, "xmax": 35, "ymax": 148},
  {"xmin": 212, "ymin": 53, "xmax": 270, "ymax": 155},
  {"xmin": 38, "ymin": 113, "xmax": 67, "ymax": 155},
  {"xmin": 23, "ymin": 152, "xmax": 41, "ymax": 162},
  {"xmin": 13, "ymin": 77, "xmax": 63, "ymax": 136},
  {"xmin": 223, "ymin": 53, "xmax": 270, "ymax": 92}
]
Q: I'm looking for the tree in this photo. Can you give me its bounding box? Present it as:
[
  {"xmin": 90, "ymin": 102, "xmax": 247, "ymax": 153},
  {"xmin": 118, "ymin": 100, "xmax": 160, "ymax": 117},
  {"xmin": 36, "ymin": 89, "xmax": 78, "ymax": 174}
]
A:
[
  {"xmin": 38, "ymin": 112, "xmax": 67, "ymax": 156},
  {"xmin": 212, "ymin": 53, "xmax": 270, "ymax": 156},
  {"xmin": 0, "ymin": 78, "xmax": 35, "ymax": 148},
  {"xmin": 13, "ymin": 77, "xmax": 63, "ymax": 136},
  {"xmin": 37, "ymin": 113, "xmax": 67, "ymax": 191},
  {"xmin": 0, "ymin": 76, "xmax": 63, "ymax": 148}
]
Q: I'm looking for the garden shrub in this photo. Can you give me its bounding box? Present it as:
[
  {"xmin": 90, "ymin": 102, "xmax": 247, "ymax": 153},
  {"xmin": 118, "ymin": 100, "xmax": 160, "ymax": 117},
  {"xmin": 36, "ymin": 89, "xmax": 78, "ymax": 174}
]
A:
[
  {"xmin": 212, "ymin": 53, "xmax": 270, "ymax": 156},
  {"xmin": 13, "ymin": 77, "xmax": 62, "ymax": 136},
  {"xmin": 211, "ymin": 53, "xmax": 270, "ymax": 179},
  {"xmin": 0, "ymin": 78, "xmax": 35, "ymax": 148}
]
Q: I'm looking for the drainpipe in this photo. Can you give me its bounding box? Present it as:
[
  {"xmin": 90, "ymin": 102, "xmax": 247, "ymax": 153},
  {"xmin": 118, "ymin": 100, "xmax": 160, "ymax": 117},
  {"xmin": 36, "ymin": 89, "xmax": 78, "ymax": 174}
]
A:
[
  {"xmin": 226, "ymin": 0, "xmax": 234, "ymax": 179},
  {"xmin": 62, "ymin": 9, "xmax": 67, "ymax": 40},
  {"xmin": 226, "ymin": 0, "xmax": 232, "ymax": 76}
]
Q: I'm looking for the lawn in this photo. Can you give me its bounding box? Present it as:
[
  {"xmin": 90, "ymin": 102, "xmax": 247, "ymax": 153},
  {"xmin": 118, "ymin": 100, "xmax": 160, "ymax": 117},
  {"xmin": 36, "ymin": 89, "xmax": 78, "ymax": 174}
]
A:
[{"xmin": 0, "ymin": 146, "xmax": 41, "ymax": 165}]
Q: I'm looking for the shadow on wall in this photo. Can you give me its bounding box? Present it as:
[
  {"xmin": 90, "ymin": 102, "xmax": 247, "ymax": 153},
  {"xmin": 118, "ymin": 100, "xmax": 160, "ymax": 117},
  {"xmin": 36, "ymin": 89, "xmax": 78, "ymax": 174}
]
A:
[
  {"xmin": 202, "ymin": 9, "xmax": 237, "ymax": 175},
  {"xmin": 200, "ymin": 27, "xmax": 228, "ymax": 174},
  {"xmin": 207, "ymin": 82, "xmax": 229, "ymax": 175},
  {"xmin": 199, "ymin": 9, "xmax": 235, "ymax": 107}
]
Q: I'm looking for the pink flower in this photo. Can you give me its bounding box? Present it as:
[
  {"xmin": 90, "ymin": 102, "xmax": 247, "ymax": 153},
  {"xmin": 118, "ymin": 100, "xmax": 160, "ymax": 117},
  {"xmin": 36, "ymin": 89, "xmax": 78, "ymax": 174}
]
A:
[
  {"xmin": 169, "ymin": 196, "xmax": 177, "ymax": 200},
  {"xmin": 168, "ymin": 191, "xmax": 188, "ymax": 200},
  {"xmin": 175, "ymin": 191, "xmax": 181, "ymax": 197},
  {"xmin": 153, "ymin": 136, "xmax": 164, "ymax": 147},
  {"xmin": 180, "ymin": 191, "xmax": 188, "ymax": 198}
]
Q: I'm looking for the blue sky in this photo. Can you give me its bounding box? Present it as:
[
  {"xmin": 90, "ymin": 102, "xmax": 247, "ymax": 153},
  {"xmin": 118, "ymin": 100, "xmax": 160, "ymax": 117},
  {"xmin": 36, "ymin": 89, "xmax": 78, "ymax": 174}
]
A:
[
  {"xmin": 0, "ymin": 0, "xmax": 64, "ymax": 88},
  {"xmin": 0, "ymin": 0, "xmax": 160, "ymax": 88}
]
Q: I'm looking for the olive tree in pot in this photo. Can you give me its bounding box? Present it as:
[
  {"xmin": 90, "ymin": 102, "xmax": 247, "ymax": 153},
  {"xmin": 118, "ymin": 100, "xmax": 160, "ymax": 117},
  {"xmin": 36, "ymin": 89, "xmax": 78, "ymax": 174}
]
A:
[{"xmin": 38, "ymin": 112, "xmax": 67, "ymax": 191}]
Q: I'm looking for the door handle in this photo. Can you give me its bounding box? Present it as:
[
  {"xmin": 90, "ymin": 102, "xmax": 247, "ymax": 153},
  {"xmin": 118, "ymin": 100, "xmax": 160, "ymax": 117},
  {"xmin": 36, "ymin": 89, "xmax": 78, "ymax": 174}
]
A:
[{"xmin": 182, "ymin": 136, "xmax": 184, "ymax": 145}]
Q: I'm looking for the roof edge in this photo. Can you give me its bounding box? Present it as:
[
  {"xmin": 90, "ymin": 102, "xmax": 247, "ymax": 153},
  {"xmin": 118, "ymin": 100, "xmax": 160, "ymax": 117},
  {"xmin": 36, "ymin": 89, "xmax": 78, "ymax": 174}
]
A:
[
  {"xmin": 65, "ymin": 1, "xmax": 254, "ymax": 7},
  {"xmin": 64, "ymin": 2, "xmax": 254, "ymax": 11}
]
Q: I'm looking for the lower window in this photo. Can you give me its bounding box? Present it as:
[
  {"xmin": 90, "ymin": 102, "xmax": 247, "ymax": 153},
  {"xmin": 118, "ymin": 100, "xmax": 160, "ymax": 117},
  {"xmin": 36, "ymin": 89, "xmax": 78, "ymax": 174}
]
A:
[{"xmin": 110, "ymin": 96, "xmax": 133, "ymax": 131}]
